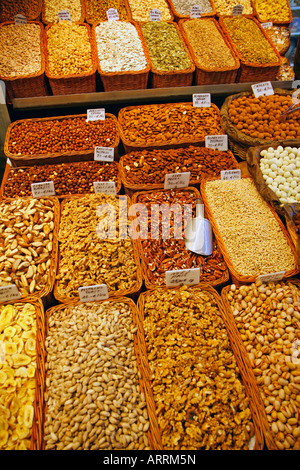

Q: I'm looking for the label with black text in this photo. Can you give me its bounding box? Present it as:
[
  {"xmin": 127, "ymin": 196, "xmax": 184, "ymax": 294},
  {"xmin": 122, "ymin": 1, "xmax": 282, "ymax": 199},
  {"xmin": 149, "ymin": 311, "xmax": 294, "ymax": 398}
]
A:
[
  {"xmin": 106, "ymin": 8, "xmax": 119, "ymax": 20},
  {"xmin": 221, "ymin": 169, "xmax": 241, "ymax": 180},
  {"xmin": 149, "ymin": 9, "xmax": 161, "ymax": 21},
  {"xmin": 93, "ymin": 181, "xmax": 116, "ymax": 195},
  {"xmin": 190, "ymin": 5, "xmax": 202, "ymax": 17},
  {"xmin": 166, "ymin": 268, "xmax": 200, "ymax": 287},
  {"xmin": 258, "ymin": 271, "xmax": 285, "ymax": 283},
  {"xmin": 58, "ymin": 10, "xmax": 71, "ymax": 21},
  {"xmin": 87, "ymin": 108, "xmax": 105, "ymax": 122},
  {"xmin": 14, "ymin": 14, "xmax": 27, "ymax": 25},
  {"xmin": 252, "ymin": 81, "xmax": 274, "ymax": 98},
  {"xmin": 78, "ymin": 284, "xmax": 109, "ymax": 302},
  {"xmin": 193, "ymin": 93, "xmax": 211, "ymax": 107},
  {"xmin": 31, "ymin": 181, "xmax": 55, "ymax": 197},
  {"xmin": 164, "ymin": 172, "xmax": 190, "ymax": 189},
  {"xmin": 0, "ymin": 285, "xmax": 21, "ymax": 303},
  {"xmin": 94, "ymin": 147, "xmax": 114, "ymax": 162},
  {"xmin": 205, "ymin": 135, "xmax": 228, "ymax": 151}
]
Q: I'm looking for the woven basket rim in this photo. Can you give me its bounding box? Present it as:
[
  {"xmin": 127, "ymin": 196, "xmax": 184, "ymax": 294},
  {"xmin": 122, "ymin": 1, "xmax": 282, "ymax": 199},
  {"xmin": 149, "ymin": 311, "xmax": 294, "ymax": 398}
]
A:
[
  {"xmin": 4, "ymin": 113, "xmax": 120, "ymax": 161},
  {"xmin": 200, "ymin": 175, "xmax": 299, "ymax": 283},
  {"xmin": 41, "ymin": 0, "xmax": 86, "ymax": 24},
  {"xmin": 140, "ymin": 20, "xmax": 195, "ymax": 76},
  {"xmin": 178, "ymin": 17, "xmax": 240, "ymax": 73},
  {"xmin": 44, "ymin": 22, "xmax": 98, "ymax": 79},
  {"xmin": 137, "ymin": 283, "xmax": 265, "ymax": 450},
  {"xmin": 0, "ymin": 20, "xmax": 46, "ymax": 81},
  {"xmin": 53, "ymin": 193, "xmax": 143, "ymax": 303},
  {"xmin": 93, "ymin": 20, "xmax": 151, "ymax": 77},
  {"xmin": 85, "ymin": 0, "xmax": 133, "ymax": 24},
  {"xmin": 218, "ymin": 15, "xmax": 282, "ymax": 67}
]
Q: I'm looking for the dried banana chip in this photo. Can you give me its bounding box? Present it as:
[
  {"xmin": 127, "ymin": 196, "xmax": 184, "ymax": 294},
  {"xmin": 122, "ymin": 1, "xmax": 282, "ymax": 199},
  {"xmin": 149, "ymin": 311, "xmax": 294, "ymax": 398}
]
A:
[
  {"xmin": 12, "ymin": 354, "xmax": 31, "ymax": 368},
  {"xmin": 0, "ymin": 405, "xmax": 10, "ymax": 420},
  {"xmin": 24, "ymin": 338, "xmax": 35, "ymax": 356},
  {"xmin": 23, "ymin": 405, "xmax": 34, "ymax": 428},
  {"xmin": 0, "ymin": 306, "xmax": 14, "ymax": 333},
  {"xmin": 0, "ymin": 430, "xmax": 8, "ymax": 448},
  {"xmin": 3, "ymin": 326, "xmax": 16, "ymax": 338},
  {"xmin": 0, "ymin": 417, "xmax": 8, "ymax": 431},
  {"xmin": 15, "ymin": 424, "xmax": 30, "ymax": 440},
  {"xmin": 0, "ymin": 370, "xmax": 7, "ymax": 385},
  {"xmin": 27, "ymin": 366, "xmax": 35, "ymax": 378},
  {"xmin": 14, "ymin": 367, "xmax": 28, "ymax": 378},
  {"xmin": 4, "ymin": 342, "xmax": 18, "ymax": 355}
]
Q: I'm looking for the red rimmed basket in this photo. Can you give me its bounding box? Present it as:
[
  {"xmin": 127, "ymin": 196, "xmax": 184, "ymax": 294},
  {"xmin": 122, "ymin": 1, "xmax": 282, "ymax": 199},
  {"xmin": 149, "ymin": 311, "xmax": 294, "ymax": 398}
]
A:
[
  {"xmin": 42, "ymin": 296, "xmax": 162, "ymax": 450},
  {"xmin": 140, "ymin": 20, "xmax": 195, "ymax": 88},
  {"xmin": 42, "ymin": 0, "xmax": 86, "ymax": 24},
  {"xmin": 0, "ymin": 21, "xmax": 48, "ymax": 101},
  {"xmin": 137, "ymin": 284, "xmax": 265, "ymax": 450},
  {"xmin": 93, "ymin": 20, "xmax": 150, "ymax": 91},
  {"xmin": 44, "ymin": 22, "xmax": 97, "ymax": 95},
  {"xmin": 218, "ymin": 15, "xmax": 282, "ymax": 83},
  {"xmin": 4, "ymin": 113, "xmax": 120, "ymax": 167},
  {"xmin": 179, "ymin": 17, "xmax": 240, "ymax": 85},
  {"xmin": 200, "ymin": 175, "xmax": 299, "ymax": 285}
]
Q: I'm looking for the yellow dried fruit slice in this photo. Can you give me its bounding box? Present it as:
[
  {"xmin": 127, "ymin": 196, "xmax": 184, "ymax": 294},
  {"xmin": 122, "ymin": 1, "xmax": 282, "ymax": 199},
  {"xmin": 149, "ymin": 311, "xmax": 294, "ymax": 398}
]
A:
[
  {"xmin": 27, "ymin": 366, "xmax": 36, "ymax": 378},
  {"xmin": 0, "ymin": 306, "xmax": 14, "ymax": 333},
  {"xmin": 23, "ymin": 404, "xmax": 34, "ymax": 428},
  {"xmin": 0, "ymin": 404, "xmax": 10, "ymax": 420},
  {"xmin": 12, "ymin": 354, "xmax": 31, "ymax": 367},
  {"xmin": 3, "ymin": 326, "xmax": 16, "ymax": 338},
  {"xmin": 15, "ymin": 424, "xmax": 30, "ymax": 440},
  {"xmin": 0, "ymin": 417, "xmax": 8, "ymax": 431},
  {"xmin": 5, "ymin": 342, "xmax": 18, "ymax": 355},
  {"xmin": 14, "ymin": 367, "xmax": 28, "ymax": 378},
  {"xmin": 21, "ymin": 331, "xmax": 35, "ymax": 340},
  {"xmin": 24, "ymin": 338, "xmax": 35, "ymax": 356},
  {"xmin": 0, "ymin": 429, "xmax": 8, "ymax": 448},
  {"xmin": 0, "ymin": 370, "xmax": 7, "ymax": 385},
  {"xmin": 10, "ymin": 396, "xmax": 21, "ymax": 416}
]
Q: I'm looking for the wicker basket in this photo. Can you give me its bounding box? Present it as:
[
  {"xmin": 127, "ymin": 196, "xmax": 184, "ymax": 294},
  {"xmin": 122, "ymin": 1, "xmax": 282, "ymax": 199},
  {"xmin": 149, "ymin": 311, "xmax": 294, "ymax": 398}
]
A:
[
  {"xmin": 221, "ymin": 278, "xmax": 300, "ymax": 450},
  {"xmin": 0, "ymin": 196, "xmax": 59, "ymax": 307},
  {"xmin": 4, "ymin": 113, "xmax": 120, "ymax": 167},
  {"xmin": 130, "ymin": 187, "xmax": 229, "ymax": 289},
  {"xmin": 42, "ymin": 0, "xmax": 86, "ymax": 24},
  {"xmin": 200, "ymin": 176, "xmax": 299, "ymax": 285},
  {"xmin": 0, "ymin": 21, "xmax": 49, "ymax": 101},
  {"xmin": 0, "ymin": 0, "xmax": 42, "ymax": 22},
  {"xmin": 0, "ymin": 297, "xmax": 45, "ymax": 450},
  {"xmin": 0, "ymin": 160, "xmax": 122, "ymax": 200},
  {"xmin": 168, "ymin": 0, "xmax": 216, "ymax": 20},
  {"xmin": 136, "ymin": 284, "xmax": 265, "ymax": 450},
  {"xmin": 93, "ymin": 20, "xmax": 151, "ymax": 92},
  {"xmin": 85, "ymin": 0, "xmax": 133, "ymax": 24},
  {"xmin": 220, "ymin": 89, "xmax": 300, "ymax": 160},
  {"xmin": 53, "ymin": 194, "xmax": 143, "ymax": 303},
  {"xmin": 251, "ymin": 0, "xmax": 293, "ymax": 25},
  {"xmin": 119, "ymin": 146, "xmax": 239, "ymax": 197},
  {"xmin": 44, "ymin": 22, "xmax": 97, "ymax": 95},
  {"xmin": 218, "ymin": 15, "xmax": 282, "ymax": 83},
  {"xmin": 284, "ymin": 203, "xmax": 300, "ymax": 269},
  {"xmin": 179, "ymin": 17, "xmax": 240, "ymax": 85},
  {"xmin": 118, "ymin": 101, "xmax": 224, "ymax": 153},
  {"xmin": 42, "ymin": 296, "xmax": 162, "ymax": 450},
  {"xmin": 140, "ymin": 21, "xmax": 195, "ymax": 89}
]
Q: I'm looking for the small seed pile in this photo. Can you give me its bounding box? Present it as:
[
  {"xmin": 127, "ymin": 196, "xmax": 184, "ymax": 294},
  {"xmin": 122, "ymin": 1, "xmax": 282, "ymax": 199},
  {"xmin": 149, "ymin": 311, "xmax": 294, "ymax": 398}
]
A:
[
  {"xmin": 86, "ymin": 0, "xmax": 130, "ymax": 22},
  {"xmin": 171, "ymin": 0, "xmax": 213, "ymax": 15},
  {"xmin": 95, "ymin": 21, "xmax": 147, "ymax": 73},
  {"xmin": 43, "ymin": 301, "xmax": 150, "ymax": 450},
  {"xmin": 213, "ymin": 0, "xmax": 253, "ymax": 15},
  {"xmin": 0, "ymin": 24, "xmax": 42, "ymax": 78},
  {"xmin": 127, "ymin": 0, "xmax": 172, "ymax": 21},
  {"xmin": 141, "ymin": 22, "xmax": 191, "ymax": 72},
  {"xmin": 43, "ymin": 0, "xmax": 83, "ymax": 23}
]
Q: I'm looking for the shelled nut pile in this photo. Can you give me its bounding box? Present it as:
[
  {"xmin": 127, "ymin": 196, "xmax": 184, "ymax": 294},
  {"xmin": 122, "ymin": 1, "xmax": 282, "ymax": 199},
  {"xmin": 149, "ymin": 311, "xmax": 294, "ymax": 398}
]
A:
[
  {"xmin": 253, "ymin": 0, "xmax": 291, "ymax": 23},
  {"xmin": 46, "ymin": 22, "xmax": 93, "ymax": 76},
  {"xmin": 202, "ymin": 178, "xmax": 297, "ymax": 278},
  {"xmin": 2, "ymin": 161, "xmax": 120, "ymax": 198},
  {"xmin": 95, "ymin": 21, "xmax": 147, "ymax": 73},
  {"xmin": 127, "ymin": 0, "xmax": 172, "ymax": 21},
  {"xmin": 225, "ymin": 280, "xmax": 300, "ymax": 450},
  {"xmin": 142, "ymin": 286, "xmax": 256, "ymax": 450},
  {"xmin": 7, "ymin": 116, "xmax": 117, "ymax": 156},
  {"xmin": 141, "ymin": 22, "xmax": 191, "ymax": 72},
  {"xmin": 56, "ymin": 194, "xmax": 138, "ymax": 300},
  {"xmin": 170, "ymin": 0, "xmax": 214, "ymax": 15},
  {"xmin": 43, "ymin": 0, "xmax": 83, "ymax": 23},
  {"xmin": 85, "ymin": 0, "xmax": 130, "ymax": 22},
  {"xmin": 213, "ymin": 0, "xmax": 253, "ymax": 15},
  {"xmin": 43, "ymin": 300, "xmax": 150, "ymax": 450},
  {"xmin": 0, "ymin": 198, "xmax": 56, "ymax": 297},
  {"xmin": 0, "ymin": 23, "xmax": 42, "ymax": 78},
  {"xmin": 120, "ymin": 146, "xmax": 239, "ymax": 187},
  {"xmin": 0, "ymin": 302, "xmax": 37, "ymax": 450}
]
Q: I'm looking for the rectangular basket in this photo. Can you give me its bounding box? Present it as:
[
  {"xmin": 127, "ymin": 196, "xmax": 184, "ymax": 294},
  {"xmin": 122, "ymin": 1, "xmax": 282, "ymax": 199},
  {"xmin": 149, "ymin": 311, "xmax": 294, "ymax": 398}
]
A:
[
  {"xmin": 93, "ymin": 20, "xmax": 151, "ymax": 92},
  {"xmin": 218, "ymin": 15, "xmax": 282, "ymax": 83},
  {"xmin": 130, "ymin": 187, "xmax": 229, "ymax": 289},
  {"xmin": 85, "ymin": 0, "xmax": 133, "ymax": 24},
  {"xmin": 221, "ymin": 278, "xmax": 300, "ymax": 450},
  {"xmin": 44, "ymin": 22, "xmax": 97, "ymax": 95},
  {"xmin": 179, "ymin": 17, "xmax": 240, "ymax": 85},
  {"xmin": 41, "ymin": 0, "xmax": 86, "ymax": 24},
  {"xmin": 0, "ymin": 0, "xmax": 42, "ymax": 22},
  {"xmin": 251, "ymin": 0, "xmax": 293, "ymax": 25},
  {"xmin": 136, "ymin": 284, "xmax": 265, "ymax": 450},
  {"xmin": 53, "ymin": 194, "xmax": 143, "ymax": 303},
  {"xmin": 140, "ymin": 20, "xmax": 195, "ymax": 89},
  {"xmin": 4, "ymin": 113, "xmax": 120, "ymax": 167},
  {"xmin": 0, "ymin": 160, "xmax": 122, "ymax": 200},
  {"xmin": 118, "ymin": 101, "xmax": 224, "ymax": 153},
  {"xmin": 168, "ymin": 0, "xmax": 216, "ymax": 21},
  {"xmin": 200, "ymin": 175, "xmax": 299, "ymax": 285},
  {"xmin": 0, "ymin": 297, "xmax": 45, "ymax": 450},
  {"xmin": 0, "ymin": 21, "xmax": 49, "ymax": 101},
  {"xmin": 284, "ymin": 204, "xmax": 300, "ymax": 269}
]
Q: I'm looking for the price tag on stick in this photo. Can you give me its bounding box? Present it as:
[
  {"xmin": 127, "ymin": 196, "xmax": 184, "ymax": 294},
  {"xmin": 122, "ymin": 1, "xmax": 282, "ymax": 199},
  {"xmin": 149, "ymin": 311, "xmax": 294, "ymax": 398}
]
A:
[
  {"xmin": 166, "ymin": 268, "xmax": 200, "ymax": 287},
  {"xmin": 93, "ymin": 181, "xmax": 116, "ymax": 195},
  {"xmin": 193, "ymin": 93, "xmax": 211, "ymax": 107},
  {"xmin": 205, "ymin": 135, "xmax": 228, "ymax": 151},
  {"xmin": 164, "ymin": 172, "xmax": 190, "ymax": 190},
  {"xmin": 31, "ymin": 181, "xmax": 55, "ymax": 197},
  {"xmin": 58, "ymin": 10, "xmax": 71, "ymax": 21},
  {"xmin": 78, "ymin": 284, "xmax": 109, "ymax": 302},
  {"xmin": 87, "ymin": 108, "xmax": 105, "ymax": 122},
  {"xmin": 252, "ymin": 82, "xmax": 274, "ymax": 98},
  {"xmin": 94, "ymin": 147, "xmax": 114, "ymax": 162},
  {"xmin": 0, "ymin": 285, "xmax": 21, "ymax": 303}
]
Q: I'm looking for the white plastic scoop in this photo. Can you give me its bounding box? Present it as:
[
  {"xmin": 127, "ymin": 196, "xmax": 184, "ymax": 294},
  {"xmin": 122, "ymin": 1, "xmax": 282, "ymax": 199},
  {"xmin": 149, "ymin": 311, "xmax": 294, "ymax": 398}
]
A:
[{"xmin": 185, "ymin": 198, "xmax": 213, "ymax": 256}]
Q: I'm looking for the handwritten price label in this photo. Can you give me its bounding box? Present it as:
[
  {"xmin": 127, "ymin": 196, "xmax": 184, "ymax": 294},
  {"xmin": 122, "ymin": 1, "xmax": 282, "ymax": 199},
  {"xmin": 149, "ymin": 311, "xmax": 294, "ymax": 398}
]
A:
[
  {"xmin": 205, "ymin": 135, "xmax": 228, "ymax": 151},
  {"xmin": 252, "ymin": 82, "xmax": 274, "ymax": 98},
  {"xmin": 166, "ymin": 268, "xmax": 200, "ymax": 287},
  {"xmin": 87, "ymin": 108, "xmax": 105, "ymax": 122},
  {"xmin": 78, "ymin": 284, "xmax": 109, "ymax": 302},
  {"xmin": 164, "ymin": 172, "xmax": 190, "ymax": 190},
  {"xmin": 58, "ymin": 10, "xmax": 71, "ymax": 21},
  {"xmin": 94, "ymin": 147, "xmax": 114, "ymax": 162},
  {"xmin": 93, "ymin": 181, "xmax": 116, "ymax": 195},
  {"xmin": 31, "ymin": 181, "xmax": 55, "ymax": 197},
  {"xmin": 232, "ymin": 4, "xmax": 244, "ymax": 15},
  {"xmin": 193, "ymin": 93, "xmax": 211, "ymax": 107},
  {"xmin": 14, "ymin": 14, "xmax": 27, "ymax": 25},
  {"xmin": 258, "ymin": 271, "xmax": 285, "ymax": 283},
  {"xmin": 106, "ymin": 8, "xmax": 119, "ymax": 20},
  {"xmin": 0, "ymin": 285, "xmax": 21, "ymax": 303},
  {"xmin": 190, "ymin": 5, "xmax": 202, "ymax": 18},
  {"xmin": 221, "ymin": 169, "xmax": 241, "ymax": 181},
  {"xmin": 149, "ymin": 9, "xmax": 161, "ymax": 21}
]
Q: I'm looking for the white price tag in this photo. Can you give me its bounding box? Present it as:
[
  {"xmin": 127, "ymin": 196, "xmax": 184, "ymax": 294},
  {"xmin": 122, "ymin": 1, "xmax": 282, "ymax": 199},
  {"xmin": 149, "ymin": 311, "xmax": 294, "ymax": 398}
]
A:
[
  {"xmin": 193, "ymin": 93, "xmax": 211, "ymax": 107},
  {"xmin": 258, "ymin": 271, "xmax": 285, "ymax": 283},
  {"xmin": 58, "ymin": 10, "xmax": 71, "ymax": 21},
  {"xmin": 0, "ymin": 285, "xmax": 21, "ymax": 303},
  {"xmin": 149, "ymin": 9, "xmax": 161, "ymax": 21},
  {"xmin": 93, "ymin": 181, "xmax": 116, "ymax": 195},
  {"xmin": 31, "ymin": 181, "xmax": 55, "ymax": 198},
  {"xmin": 205, "ymin": 135, "xmax": 228, "ymax": 151},
  {"xmin": 252, "ymin": 82, "xmax": 274, "ymax": 98},
  {"xmin": 221, "ymin": 169, "xmax": 241, "ymax": 180},
  {"xmin": 166, "ymin": 268, "xmax": 200, "ymax": 287},
  {"xmin": 190, "ymin": 5, "xmax": 202, "ymax": 18},
  {"xmin": 87, "ymin": 108, "xmax": 105, "ymax": 122},
  {"xmin": 261, "ymin": 22, "xmax": 273, "ymax": 29},
  {"xmin": 106, "ymin": 8, "xmax": 119, "ymax": 20},
  {"xmin": 94, "ymin": 147, "xmax": 114, "ymax": 162},
  {"xmin": 14, "ymin": 14, "xmax": 27, "ymax": 25},
  {"xmin": 164, "ymin": 172, "xmax": 190, "ymax": 190},
  {"xmin": 78, "ymin": 284, "xmax": 109, "ymax": 302},
  {"xmin": 232, "ymin": 4, "xmax": 244, "ymax": 15}
]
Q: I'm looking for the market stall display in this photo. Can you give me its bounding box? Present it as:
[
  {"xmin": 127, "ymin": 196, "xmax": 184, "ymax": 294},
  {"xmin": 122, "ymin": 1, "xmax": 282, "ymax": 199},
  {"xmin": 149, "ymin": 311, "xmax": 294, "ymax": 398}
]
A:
[
  {"xmin": 126, "ymin": 0, "xmax": 173, "ymax": 22},
  {"xmin": 42, "ymin": 0, "xmax": 85, "ymax": 24},
  {"xmin": 85, "ymin": 0, "xmax": 132, "ymax": 23},
  {"xmin": 262, "ymin": 24, "xmax": 291, "ymax": 56}
]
